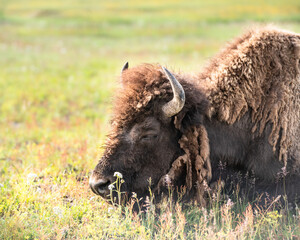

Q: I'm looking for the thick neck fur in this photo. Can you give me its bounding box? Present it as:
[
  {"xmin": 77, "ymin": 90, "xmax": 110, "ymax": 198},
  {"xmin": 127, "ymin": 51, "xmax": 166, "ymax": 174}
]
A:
[{"xmin": 194, "ymin": 27, "xmax": 300, "ymax": 166}]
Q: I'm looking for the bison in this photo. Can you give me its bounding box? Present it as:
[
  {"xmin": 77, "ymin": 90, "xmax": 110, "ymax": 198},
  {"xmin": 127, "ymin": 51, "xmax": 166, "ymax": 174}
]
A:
[{"xmin": 90, "ymin": 27, "xmax": 300, "ymax": 207}]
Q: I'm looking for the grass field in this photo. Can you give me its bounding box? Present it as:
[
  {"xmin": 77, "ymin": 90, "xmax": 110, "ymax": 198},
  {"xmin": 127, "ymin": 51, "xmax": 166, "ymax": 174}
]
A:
[{"xmin": 0, "ymin": 0, "xmax": 300, "ymax": 239}]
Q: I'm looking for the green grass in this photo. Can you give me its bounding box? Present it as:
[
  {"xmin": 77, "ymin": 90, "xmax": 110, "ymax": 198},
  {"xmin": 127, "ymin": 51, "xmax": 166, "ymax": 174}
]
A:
[{"xmin": 0, "ymin": 0, "xmax": 300, "ymax": 239}]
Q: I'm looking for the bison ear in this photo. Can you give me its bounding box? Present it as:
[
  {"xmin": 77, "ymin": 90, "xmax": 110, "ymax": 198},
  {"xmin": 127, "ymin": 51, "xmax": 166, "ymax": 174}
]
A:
[{"xmin": 120, "ymin": 62, "xmax": 129, "ymax": 87}]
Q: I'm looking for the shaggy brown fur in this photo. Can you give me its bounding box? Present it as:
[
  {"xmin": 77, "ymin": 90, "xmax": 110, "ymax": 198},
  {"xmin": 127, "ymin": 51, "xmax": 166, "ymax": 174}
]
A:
[
  {"xmin": 91, "ymin": 27, "xmax": 300, "ymax": 206},
  {"xmin": 177, "ymin": 125, "xmax": 211, "ymax": 205},
  {"xmin": 199, "ymin": 27, "xmax": 300, "ymax": 164},
  {"xmin": 100, "ymin": 65, "xmax": 173, "ymax": 161},
  {"xmin": 156, "ymin": 125, "xmax": 211, "ymax": 206}
]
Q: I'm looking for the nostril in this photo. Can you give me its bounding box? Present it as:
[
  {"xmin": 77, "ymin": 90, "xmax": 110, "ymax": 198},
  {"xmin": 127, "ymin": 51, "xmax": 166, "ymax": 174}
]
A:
[
  {"xmin": 95, "ymin": 179, "xmax": 111, "ymax": 191},
  {"xmin": 90, "ymin": 178, "xmax": 111, "ymax": 195}
]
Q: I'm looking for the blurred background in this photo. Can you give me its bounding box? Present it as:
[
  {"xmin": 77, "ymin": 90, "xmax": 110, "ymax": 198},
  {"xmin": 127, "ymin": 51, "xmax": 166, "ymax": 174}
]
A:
[{"xmin": 0, "ymin": 0, "xmax": 299, "ymax": 238}]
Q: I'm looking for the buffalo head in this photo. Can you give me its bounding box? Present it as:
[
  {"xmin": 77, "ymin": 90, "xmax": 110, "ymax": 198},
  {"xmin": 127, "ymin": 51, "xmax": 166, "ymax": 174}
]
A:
[{"xmin": 89, "ymin": 64, "xmax": 210, "ymax": 205}]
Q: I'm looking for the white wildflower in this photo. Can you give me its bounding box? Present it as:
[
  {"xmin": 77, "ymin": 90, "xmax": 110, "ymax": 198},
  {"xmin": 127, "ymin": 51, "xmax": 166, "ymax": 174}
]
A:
[
  {"xmin": 27, "ymin": 173, "xmax": 38, "ymax": 179},
  {"xmin": 0, "ymin": 183, "xmax": 3, "ymax": 188},
  {"xmin": 132, "ymin": 192, "xmax": 137, "ymax": 198},
  {"xmin": 89, "ymin": 196, "xmax": 95, "ymax": 201},
  {"xmin": 113, "ymin": 172, "xmax": 123, "ymax": 178},
  {"xmin": 164, "ymin": 174, "xmax": 171, "ymax": 186},
  {"xmin": 226, "ymin": 198, "xmax": 234, "ymax": 208},
  {"xmin": 108, "ymin": 184, "xmax": 115, "ymax": 191},
  {"xmin": 53, "ymin": 206, "xmax": 63, "ymax": 218},
  {"xmin": 108, "ymin": 207, "xmax": 114, "ymax": 213},
  {"xmin": 36, "ymin": 187, "xmax": 42, "ymax": 194},
  {"xmin": 27, "ymin": 173, "xmax": 38, "ymax": 184}
]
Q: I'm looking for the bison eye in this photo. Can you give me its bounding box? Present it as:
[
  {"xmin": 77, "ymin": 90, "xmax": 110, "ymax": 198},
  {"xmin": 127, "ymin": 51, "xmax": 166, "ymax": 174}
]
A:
[{"xmin": 140, "ymin": 134, "xmax": 158, "ymax": 142}]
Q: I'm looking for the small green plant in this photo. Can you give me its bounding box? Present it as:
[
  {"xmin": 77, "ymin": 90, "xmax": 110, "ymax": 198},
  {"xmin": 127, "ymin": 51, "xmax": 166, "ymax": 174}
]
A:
[{"xmin": 108, "ymin": 171, "xmax": 126, "ymax": 206}]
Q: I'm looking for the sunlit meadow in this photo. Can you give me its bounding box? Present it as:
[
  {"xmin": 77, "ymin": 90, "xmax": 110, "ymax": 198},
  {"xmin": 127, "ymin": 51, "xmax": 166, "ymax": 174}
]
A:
[{"xmin": 0, "ymin": 0, "xmax": 300, "ymax": 239}]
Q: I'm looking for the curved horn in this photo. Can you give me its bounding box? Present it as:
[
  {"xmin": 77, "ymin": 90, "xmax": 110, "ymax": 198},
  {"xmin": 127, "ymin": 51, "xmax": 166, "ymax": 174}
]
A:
[
  {"xmin": 162, "ymin": 67, "xmax": 185, "ymax": 117},
  {"xmin": 121, "ymin": 62, "xmax": 129, "ymax": 87},
  {"xmin": 121, "ymin": 62, "xmax": 129, "ymax": 73}
]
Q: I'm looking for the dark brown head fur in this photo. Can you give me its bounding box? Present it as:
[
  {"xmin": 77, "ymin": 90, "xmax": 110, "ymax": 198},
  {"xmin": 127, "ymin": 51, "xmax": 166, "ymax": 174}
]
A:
[{"xmin": 90, "ymin": 64, "xmax": 209, "ymax": 204}]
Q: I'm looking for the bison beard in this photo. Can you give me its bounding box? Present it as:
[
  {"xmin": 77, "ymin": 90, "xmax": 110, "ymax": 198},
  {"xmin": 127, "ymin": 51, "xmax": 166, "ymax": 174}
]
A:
[
  {"xmin": 90, "ymin": 26, "xmax": 300, "ymax": 208},
  {"xmin": 156, "ymin": 125, "xmax": 212, "ymax": 207}
]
